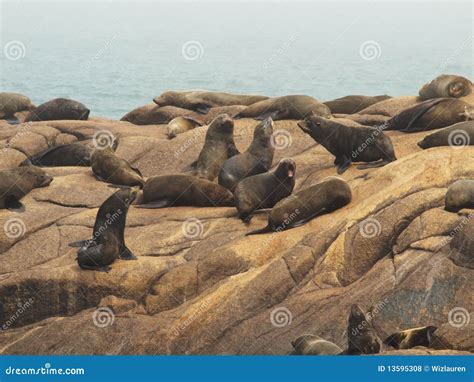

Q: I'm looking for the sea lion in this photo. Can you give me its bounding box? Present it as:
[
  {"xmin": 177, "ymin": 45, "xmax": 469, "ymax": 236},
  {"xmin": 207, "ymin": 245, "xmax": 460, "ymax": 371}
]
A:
[
  {"xmin": 345, "ymin": 304, "xmax": 382, "ymax": 355},
  {"xmin": 194, "ymin": 114, "xmax": 239, "ymax": 180},
  {"xmin": 20, "ymin": 142, "xmax": 93, "ymax": 167},
  {"xmin": 153, "ymin": 90, "xmax": 268, "ymax": 113},
  {"xmin": 384, "ymin": 326, "xmax": 438, "ymax": 350},
  {"xmin": 290, "ymin": 334, "xmax": 342, "ymax": 355},
  {"xmin": 419, "ymin": 74, "xmax": 472, "ymax": 101},
  {"xmin": 246, "ymin": 177, "xmax": 351, "ymax": 235},
  {"xmin": 385, "ymin": 98, "xmax": 473, "ymax": 132},
  {"xmin": 234, "ymin": 158, "xmax": 296, "ymax": 222},
  {"xmin": 324, "ymin": 95, "xmax": 391, "ymax": 114},
  {"xmin": 167, "ymin": 116, "xmax": 202, "ymax": 139},
  {"xmin": 298, "ymin": 115, "xmax": 397, "ymax": 174},
  {"xmin": 91, "ymin": 146, "xmax": 144, "ymax": 188},
  {"xmin": 417, "ymin": 121, "xmax": 474, "ymax": 149},
  {"xmin": 120, "ymin": 104, "xmax": 190, "ymax": 125},
  {"xmin": 358, "ymin": 96, "xmax": 420, "ymax": 117},
  {"xmin": 449, "ymin": 217, "xmax": 474, "ymax": 269},
  {"xmin": 444, "ymin": 179, "xmax": 474, "ymax": 212},
  {"xmin": 69, "ymin": 188, "xmax": 138, "ymax": 272},
  {"xmin": 0, "ymin": 166, "xmax": 53, "ymax": 211},
  {"xmin": 234, "ymin": 95, "xmax": 331, "ymax": 121},
  {"xmin": 25, "ymin": 98, "xmax": 90, "ymax": 122},
  {"xmin": 136, "ymin": 174, "xmax": 235, "ymax": 208},
  {"xmin": 218, "ymin": 117, "xmax": 274, "ymax": 191},
  {"xmin": 0, "ymin": 93, "xmax": 35, "ymax": 119}
]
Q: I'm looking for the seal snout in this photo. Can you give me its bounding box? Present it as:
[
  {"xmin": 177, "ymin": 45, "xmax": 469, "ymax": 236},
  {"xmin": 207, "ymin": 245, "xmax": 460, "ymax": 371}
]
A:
[
  {"xmin": 41, "ymin": 174, "xmax": 54, "ymax": 187},
  {"xmin": 297, "ymin": 120, "xmax": 310, "ymax": 133}
]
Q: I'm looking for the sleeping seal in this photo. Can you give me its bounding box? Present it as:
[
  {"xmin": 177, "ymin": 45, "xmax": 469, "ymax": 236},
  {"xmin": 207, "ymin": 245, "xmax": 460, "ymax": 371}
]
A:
[
  {"xmin": 25, "ymin": 98, "xmax": 90, "ymax": 122},
  {"xmin": 444, "ymin": 179, "xmax": 474, "ymax": 212},
  {"xmin": 417, "ymin": 121, "xmax": 474, "ymax": 149},
  {"xmin": 0, "ymin": 93, "xmax": 35, "ymax": 119},
  {"xmin": 20, "ymin": 142, "xmax": 92, "ymax": 167},
  {"xmin": 384, "ymin": 326, "xmax": 438, "ymax": 350},
  {"xmin": 290, "ymin": 334, "xmax": 342, "ymax": 355},
  {"xmin": 167, "ymin": 116, "xmax": 202, "ymax": 139},
  {"xmin": 419, "ymin": 74, "xmax": 472, "ymax": 100},
  {"xmin": 324, "ymin": 95, "xmax": 391, "ymax": 114}
]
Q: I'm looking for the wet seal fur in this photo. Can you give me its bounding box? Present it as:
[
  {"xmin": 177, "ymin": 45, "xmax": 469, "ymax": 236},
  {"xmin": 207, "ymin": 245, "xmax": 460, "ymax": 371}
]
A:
[
  {"xmin": 0, "ymin": 92, "xmax": 35, "ymax": 119},
  {"xmin": 298, "ymin": 114, "xmax": 396, "ymax": 174},
  {"xmin": 25, "ymin": 98, "xmax": 90, "ymax": 122},
  {"xmin": 419, "ymin": 74, "xmax": 472, "ymax": 101},
  {"xmin": 384, "ymin": 326, "xmax": 437, "ymax": 350},
  {"xmin": 136, "ymin": 174, "xmax": 235, "ymax": 208},
  {"xmin": 323, "ymin": 95, "xmax": 391, "ymax": 115},
  {"xmin": 218, "ymin": 117, "xmax": 275, "ymax": 191},
  {"xmin": 290, "ymin": 334, "xmax": 342, "ymax": 355},
  {"xmin": 69, "ymin": 188, "xmax": 138, "ymax": 272},
  {"xmin": 21, "ymin": 142, "xmax": 93, "ymax": 167},
  {"xmin": 234, "ymin": 158, "xmax": 296, "ymax": 222},
  {"xmin": 246, "ymin": 176, "xmax": 351, "ymax": 235},
  {"xmin": 417, "ymin": 121, "xmax": 474, "ymax": 149},
  {"xmin": 345, "ymin": 304, "xmax": 382, "ymax": 355},
  {"xmin": 0, "ymin": 166, "xmax": 53, "ymax": 212},
  {"xmin": 167, "ymin": 116, "xmax": 202, "ymax": 139},
  {"xmin": 444, "ymin": 179, "xmax": 474, "ymax": 212}
]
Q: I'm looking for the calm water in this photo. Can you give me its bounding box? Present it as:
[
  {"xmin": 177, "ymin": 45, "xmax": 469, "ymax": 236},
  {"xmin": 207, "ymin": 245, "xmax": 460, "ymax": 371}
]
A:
[{"xmin": 1, "ymin": 1, "xmax": 472, "ymax": 119}]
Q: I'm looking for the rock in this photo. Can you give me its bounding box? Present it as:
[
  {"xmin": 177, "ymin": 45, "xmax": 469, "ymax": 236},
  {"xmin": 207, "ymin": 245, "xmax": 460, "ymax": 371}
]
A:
[{"xmin": 99, "ymin": 295, "xmax": 138, "ymax": 314}]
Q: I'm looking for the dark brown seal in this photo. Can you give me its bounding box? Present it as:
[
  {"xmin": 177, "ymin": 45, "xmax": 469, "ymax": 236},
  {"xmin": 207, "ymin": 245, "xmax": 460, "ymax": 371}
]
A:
[
  {"xmin": 298, "ymin": 115, "xmax": 397, "ymax": 174},
  {"xmin": 384, "ymin": 326, "xmax": 438, "ymax": 350},
  {"xmin": 0, "ymin": 93, "xmax": 35, "ymax": 119},
  {"xmin": 246, "ymin": 177, "xmax": 351, "ymax": 235},
  {"xmin": 345, "ymin": 304, "xmax": 382, "ymax": 355},
  {"xmin": 290, "ymin": 334, "xmax": 342, "ymax": 355},
  {"xmin": 25, "ymin": 98, "xmax": 90, "ymax": 122},
  {"xmin": 417, "ymin": 121, "xmax": 474, "ymax": 149},
  {"xmin": 234, "ymin": 158, "xmax": 296, "ymax": 222},
  {"xmin": 136, "ymin": 174, "xmax": 235, "ymax": 208},
  {"xmin": 218, "ymin": 117, "xmax": 274, "ymax": 191},
  {"xmin": 234, "ymin": 95, "xmax": 331, "ymax": 120},
  {"xmin": 20, "ymin": 142, "xmax": 93, "ymax": 167},
  {"xmin": 324, "ymin": 95, "xmax": 391, "ymax": 114},
  {"xmin": 419, "ymin": 74, "xmax": 472, "ymax": 100},
  {"xmin": 444, "ymin": 179, "xmax": 474, "ymax": 212}
]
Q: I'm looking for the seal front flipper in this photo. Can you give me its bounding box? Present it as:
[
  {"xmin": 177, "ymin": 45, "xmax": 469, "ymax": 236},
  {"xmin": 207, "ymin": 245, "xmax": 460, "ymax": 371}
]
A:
[
  {"xmin": 227, "ymin": 142, "xmax": 240, "ymax": 158},
  {"xmin": 5, "ymin": 196, "xmax": 25, "ymax": 212},
  {"xmin": 289, "ymin": 207, "xmax": 328, "ymax": 229},
  {"xmin": 135, "ymin": 199, "xmax": 170, "ymax": 209},
  {"xmin": 245, "ymin": 225, "xmax": 272, "ymax": 236},
  {"xmin": 356, "ymin": 160, "xmax": 391, "ymax": 170},
  {"xmin": 255, "ymin": 109, "xmax": 286, "ymax": 121},
  {"xmin": 69, "ymin": 239, "xmax": 91, "ymax": 248},
  {"xmin": 78, "ymin": 263, "xmax": 112, "ymax": 273},
  {"xmin": 119, "ymin": 247, "xmax": 137, "ymax": 260},
  {"xmin": 336, "ymin": 157, "xmax": 351, "ymax": 174}
]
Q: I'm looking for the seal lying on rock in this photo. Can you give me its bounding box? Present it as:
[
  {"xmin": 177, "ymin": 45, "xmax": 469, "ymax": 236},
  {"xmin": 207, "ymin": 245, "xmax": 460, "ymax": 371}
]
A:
[
  {"xmin": 444, "ymin": 179, "xmax": 474, "ymax": 212},
  {"xmin": 69, "ymin": 188, "xmax": 138, "ymax": 272},
  {"xmin": 25, "ymin": 98, "xmax": 90, "ymax": 122},
  {"xmin": 0, "ymin": 166, "xmax": 53, "ymax": 211},
  {"xmin": 246, "ymin": 177, "xmax": 351, "ymax": 235},
  {"xmin": 218, "ymin": 117, "xmax": 274, "ymax": 191},
  {"xmin": 290, "ymin": 334, "xmax": 342, "ymax": 355},
  {"xmin": 0, "ymin": 92, "xmax": 35, "ymax": 119},
  {"xmin": 323, "ymin": 95, "xmax": 391, "ymax": 114},
  {"xmin": 20, "ymin": 142, "xmax": 93, "ymax": 167},
  {"xmin": 345, "ymin": 304, "xmax": 382, "ymax": 355},
  {"xmin": 234, "ymin": 95, "xmax": 331, "ymax": 120},
  {"xmin": 384, "ymin": 326, "xmax": 438, "ymax": 350},
  {"xmin": 417, "ymin": 121, "xmax": 474, "ymax": 149},
  {"xmin": 298, "ymin": 114, "xmax": 396, "ymax": 174},
  {"xmin": 167, "ymin": 116, "xmax": 202, "ymax": 139},
  {"xmin": 234, "ymin": 158, "xmax": 296, "ymax": 222},
  {"xmin": 419, "ymin": 74, "xmax": 472, "ymax": 100},
  {"xmin": 136, "ymin": 174, "xmax": 235, "ymax": 208}
]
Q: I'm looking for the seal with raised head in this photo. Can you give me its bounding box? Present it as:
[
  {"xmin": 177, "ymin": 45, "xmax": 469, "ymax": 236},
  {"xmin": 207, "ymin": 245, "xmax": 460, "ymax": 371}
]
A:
[
  {"xmin": 25, "ymin": 98, "xmax": 90, "ymax": 122},
  {"xmin": 345, "ymin": 304, "xmax": 382, "ymax": 355},
  {"xmin": 20, "ymin": 142, "xmax": 92, "ymax": 167},
  {"xmin": 218, "ymin": 117, "xmax": 274, "ymax": 191},
  {"xmin": 384, "ymin": 326, "xmax": 438, "ymax": 350},
  {"xmin": 167, "ymin": 116, "xmax": 202, "ymax": 139},
  {"xmin": 234, "ymin": 95, "xmax": 331, "ymax": 120},
  {"xmin": 246, "ymin": 177, "xmax": 351, "ymax": 235},
  {"xmin": 234, "ymin": 158, "xmax": 296, "ymax": 222},
  {"xmin": 419, "ymin": 74, "xmax": 472, "ymax": 100},
  {"xmin": 0, "ymin": 93, "xmax": 35, "ymax": 119},
  {"xmin": 298, "ymin": 114, "xmax": 397, "ymax": 174},
  {"xmin": 136, "ymin": 174, "xmax": 235, "ymax": 208},
  {"xmin": 417, "ymin": 121, "xmax": 474, "ymax": 149},
  {"xmin": 69, "ymin": 187, "xmax": 138, "ymax": 272},
  {"xmin": 444, "ymin": 179, "xmax": 474, "ymax": 212},
  {"xmin": 290, "ymin": 334, "xmax": 342, "ymax": 355},
  {"xmin": 324, "ymin": 95, "xmax": 391, "ymax": 114},
  {"xmin": 0, "ymin": 166, "xmax": 53, "ymax": 211}
]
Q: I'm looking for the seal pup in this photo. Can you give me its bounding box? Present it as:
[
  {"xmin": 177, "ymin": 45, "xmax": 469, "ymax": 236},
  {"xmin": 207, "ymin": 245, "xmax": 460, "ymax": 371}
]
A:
[
  {"xmin": 234, "ymin": 95, "xmax": 331, "ymax": 120},
  {"xmin": 417, "ymin": 121, "xmax": 474, "ymax": 149},
  {"xmin": 298, "ymin": 115, "xmax": 396, "ymax": 174},
  {"xmin": 345, "ymin": 304, "xmax": 382, "ymax": 355},
  {"xmin": 136, "ymin": 174, "xmax": 235, "ymax": 208},
  {"xmin": 419, "ymin": 74, "xmax": 472, "ymax": 100},
  {"xmin": 0, "ymin": 166, "xmax": 53, "ymax": 211},
  {"xmin": 69, "ymin": 188, "xmax": 138, "ymax": 272},
  {"xmin": 384, "ymin": 326, "xmax": 438, "ymax": 350},
  {"xmin": 25, "ymin": 98, "xmax": 90, "ymax": 122},
  {"xmin": 0, "ymin": 93, "xmax": 35, "ymax": 119},
  {"xmin": 246, "ymin": 177, "xmax": 351, "ymax": 235},
  {"xmin": 444, "ymin": 179, "xmax": 474, "ymax": 212},
  {"xmin": 194, "ymin": 114, "xmax": 239, "ymax": 180},
  {"xmin": 324, "ymin": 95, "xmax": 391, "ymax": 114},
  {"xmin": 234, "ymin": 158, "xmax": 296, "ymax": 222},
  {"xmin": 167, "ymin": 116, "xmax": 202, "ymax": 139},
  {"xmin": 20, "ymin": 142, "xmax": 93, "ymax": 167},
  {"xmin": 218, "ymin": 117, "xmax": 274, "ymax": 191},
  {"xmin": 290, "ymin": 334, "xmax": 342, "ymax": 355}
]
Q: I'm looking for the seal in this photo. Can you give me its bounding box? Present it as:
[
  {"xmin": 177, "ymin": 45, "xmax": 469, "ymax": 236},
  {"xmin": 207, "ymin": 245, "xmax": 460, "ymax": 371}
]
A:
[
  {"xmin": 218, "ymin": 117, "xmax": 274, "ymax": 191},
  {"xmin": 0, "ymin": 166, "xmax": 53, "ymax": 211},
  {"xmin": 234, "ymin": 95, "xmax": 331, "ymax": 120},
  {"xmin": 298, "ymin": 115, "xmax": 397, "ymax": 174},
  {"xmin": 385, "ymin": 98, "xmax": 473, "ymax": 132},
  {"xmin": 449, "ymin": 217, "xmax": 474, "ymax": 269},
  {"xmin": 417, "ymin": 121, "xmax": 474, "ymax": 149},
  {"xmin": 246, "ymin": 177, "xmax": 351, "ymax": 235},
  {"xmin": 384, "ymin": 326, "xmax": 438, "ymax": 350},
  {"xmin": 167, "ymin": 116, "xmax": 202, "ymax": 139},
  {"xmin": 290, "ymin": 334, "xmax": 342, "ymax": 355},
  {"xmin": 345, "ymin": 304, "xmax": 382, "ymax": 355},
  {"xmin": 0, "ymin": 92, "xmax": 35, "ymax": 119},
  {"xmin": 136, "ymin": 174, "xmax": 235, "ymax": 208},
  {"xmin": 25, "ymin": 98, "xmax": 90, "ymax": 122},
  {"xmin": 153, "ymin": 90, "xmax": 268, "ymax": 113},
  {"xmin": 69, "ymin": 187, "xmax": 138, "ymax": 272},
  {"xmin": 20, "ymin": 142, "xmax": 93, "ymax": 167},
  {"xmin": 419, "ymin": 74, "xmax": 472, "ymax": 100},
  {"xmin": 444, "ymin": 179, "xmax": 474, "ymax": 212},
  {"xmin": 234, "ymin": 158, "xmax": 296, "ymax": 222},
  {"xmin": 194, "ymin": 114, "xmax": 239, "ymax": 181},
  {"xmin": 324, "ymin": 95, "xmax": 391, "ymax": 114}
]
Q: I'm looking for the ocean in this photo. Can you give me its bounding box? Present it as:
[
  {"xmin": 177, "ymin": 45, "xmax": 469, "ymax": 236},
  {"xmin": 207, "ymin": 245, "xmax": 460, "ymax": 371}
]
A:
[{"xmin": 1, "ymin": 1, "xmax": 472, "ymax": 119}]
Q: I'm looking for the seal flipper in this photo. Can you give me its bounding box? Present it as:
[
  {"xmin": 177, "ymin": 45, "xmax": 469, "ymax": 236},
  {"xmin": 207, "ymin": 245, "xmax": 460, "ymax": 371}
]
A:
[
  {"xmin": 287, "ymin": 207, "xmax": 329, "ymax": 229},
  {"xmin": 69, "ymin": 239, "xmax": 92, "ymax": 248},
  {"xmin": 78, "ymin": 263, "xmax": 111, "ymax": 273},
  {"xmin": 336, "ymin": 157, "xmax": 352, "ymax": 175},
  {"xmin": 6, "ymin": 196, "xmax": 25, "ymax": 212},
  {"xmin": 356, "ymin": 160, "xmax": 390, "ymax": 170},
  {"xmin": 255, "ymin": 109, "xmax": 285, "ymax": 121},
  {"xmin": 245, "ymin": 225, "xmax": 273, "ymax": 236},
  {"xmin": 135, "ymin": 199, "xmax": 170, "ymax": 209},
  {"xmin": 119, "ymin": 246, "xmax": 137, "ymax": 260},
  {"xmin": 227, "ymin": 142, "xmax": 240, "ymax": 158}
]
